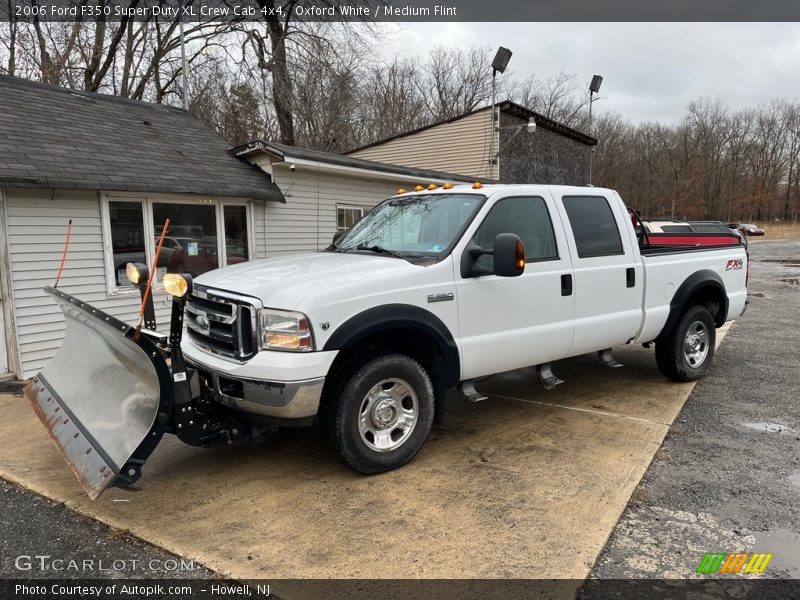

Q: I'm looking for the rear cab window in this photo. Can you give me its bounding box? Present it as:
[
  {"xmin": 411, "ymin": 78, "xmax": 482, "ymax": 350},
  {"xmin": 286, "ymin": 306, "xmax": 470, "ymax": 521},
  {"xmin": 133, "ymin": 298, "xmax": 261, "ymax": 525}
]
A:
[{"xmin": 561, "ymin": 195, "xmax": 625, "ymax": 258}]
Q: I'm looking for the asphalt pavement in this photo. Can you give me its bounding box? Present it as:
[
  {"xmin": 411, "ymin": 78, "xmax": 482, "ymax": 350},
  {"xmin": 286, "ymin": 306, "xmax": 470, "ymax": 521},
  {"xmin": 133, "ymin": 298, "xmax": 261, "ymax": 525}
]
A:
[
  {"xmin": 0, "ymin": 478, "xmax": 214, "ymax": 579},
  {"xmin": 586, "ymin": 238, "xmax": 800, "ymax": 582}
]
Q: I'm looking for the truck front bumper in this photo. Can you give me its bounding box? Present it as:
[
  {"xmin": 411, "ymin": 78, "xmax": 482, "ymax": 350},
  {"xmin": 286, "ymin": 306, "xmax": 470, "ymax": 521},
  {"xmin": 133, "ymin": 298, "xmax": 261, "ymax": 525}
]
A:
[
  {"xmin": 191, "ymin": 364, "xmax": 325, "ymax": 420},
  {"xmin": 183, "ymin": 342, "xmax": 338, "ymax": 420}
]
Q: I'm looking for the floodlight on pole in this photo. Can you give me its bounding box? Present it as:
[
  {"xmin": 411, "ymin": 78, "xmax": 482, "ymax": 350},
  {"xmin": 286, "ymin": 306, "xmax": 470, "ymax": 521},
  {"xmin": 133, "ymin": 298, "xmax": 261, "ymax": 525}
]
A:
[
  {"xmin": 491, "ymin": 47, "xmax": 513, "ymax": 74},
  {"xmin": 588, "ymin": 74, "xmax": 603, "ymax": 185},
  {"xmin": 590, "ymin": 75, "xmax": 603, "ymax": 94},
  {"xmin": 488, "ymin": 47, "xmax": 512, "ymax": 179}
]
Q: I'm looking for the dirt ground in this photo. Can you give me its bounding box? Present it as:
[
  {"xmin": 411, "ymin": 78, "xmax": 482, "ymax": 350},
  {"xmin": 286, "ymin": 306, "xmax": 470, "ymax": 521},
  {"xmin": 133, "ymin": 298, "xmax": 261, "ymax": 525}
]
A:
[{"xmin": 759, "ymin": 222, "xmax": 800, "ymax": 240}]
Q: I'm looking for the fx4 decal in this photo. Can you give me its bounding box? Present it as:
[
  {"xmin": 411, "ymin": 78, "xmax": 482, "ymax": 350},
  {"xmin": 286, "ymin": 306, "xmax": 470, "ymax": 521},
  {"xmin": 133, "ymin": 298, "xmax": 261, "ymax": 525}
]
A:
[{"xmin": 726, "ymin": 258, "xmax": 744, "ymax": 271}]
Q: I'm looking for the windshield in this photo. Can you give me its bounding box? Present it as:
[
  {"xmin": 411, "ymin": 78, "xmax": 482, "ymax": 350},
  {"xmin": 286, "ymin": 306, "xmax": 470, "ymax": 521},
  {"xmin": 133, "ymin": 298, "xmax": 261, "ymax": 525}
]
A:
[{"xmin": 334, "ymin": 193, "xmax": 485, "ymax": 256}]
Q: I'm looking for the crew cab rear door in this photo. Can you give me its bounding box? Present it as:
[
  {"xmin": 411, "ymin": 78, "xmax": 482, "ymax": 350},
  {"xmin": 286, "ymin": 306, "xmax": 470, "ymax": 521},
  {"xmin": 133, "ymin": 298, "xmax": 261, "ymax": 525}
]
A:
[{"xmin": 552, "ymin": 192, "xmax": 642, "ymax": 355}]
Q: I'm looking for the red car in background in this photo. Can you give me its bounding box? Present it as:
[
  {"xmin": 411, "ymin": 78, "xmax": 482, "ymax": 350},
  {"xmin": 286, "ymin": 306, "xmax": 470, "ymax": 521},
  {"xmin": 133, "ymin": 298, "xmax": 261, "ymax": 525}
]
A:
[
  {"xmin": 731, "ymin": 223, "xmax": 765, "ymax": 236},
  {"xmin": 167, "ymin": 239, "xmax": 248, "ymax": 277}
]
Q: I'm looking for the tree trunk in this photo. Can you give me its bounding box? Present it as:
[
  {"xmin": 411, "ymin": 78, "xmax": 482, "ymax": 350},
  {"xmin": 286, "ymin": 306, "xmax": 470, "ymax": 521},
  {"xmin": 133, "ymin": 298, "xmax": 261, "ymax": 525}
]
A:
[
  {"xmin": 266, "ymin": 14, "xmax": 295, "ymax": 146},
  {"xmin": 6, "ymin": 2, "xmax": 16, "ymax": 76}
]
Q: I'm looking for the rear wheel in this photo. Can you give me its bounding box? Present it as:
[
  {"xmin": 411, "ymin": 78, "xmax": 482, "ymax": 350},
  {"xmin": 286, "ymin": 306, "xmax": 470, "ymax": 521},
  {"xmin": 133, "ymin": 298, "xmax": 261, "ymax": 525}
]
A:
[
  {"xmin": 324, "ymin": 354, "xmax": 434, "ymax": 474},
  {"xmin": 655, "ymin": 305, "xmax": 716, "ymax": 382}
]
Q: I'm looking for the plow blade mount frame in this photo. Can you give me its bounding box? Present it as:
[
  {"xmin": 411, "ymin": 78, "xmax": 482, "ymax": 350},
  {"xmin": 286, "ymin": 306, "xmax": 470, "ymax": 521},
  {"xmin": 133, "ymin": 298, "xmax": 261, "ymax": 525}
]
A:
[{"xmin": 24, "ymin": 287, "xmax": 174, "ymax": 499}]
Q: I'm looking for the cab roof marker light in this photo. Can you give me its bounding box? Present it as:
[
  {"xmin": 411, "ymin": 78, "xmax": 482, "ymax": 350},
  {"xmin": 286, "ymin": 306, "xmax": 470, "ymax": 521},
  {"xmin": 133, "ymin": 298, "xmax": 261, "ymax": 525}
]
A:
[
  {"xmin": 472, "ymin": 181, "xmax": 483, "ymax": 189},
  {"xmin": 427, "ymin": 183, "xmax": 438, "ymax": 190},
  {"xmin": 414, "ymin": 185, "xmax": 425, "ymax": 192},
  {"xmin": 442, "ymin": 182, "xmax": 454, "ymax": 189},
  {"xmin": 397, "ymin": 188, "xmax": 407, "ymax": 194}
]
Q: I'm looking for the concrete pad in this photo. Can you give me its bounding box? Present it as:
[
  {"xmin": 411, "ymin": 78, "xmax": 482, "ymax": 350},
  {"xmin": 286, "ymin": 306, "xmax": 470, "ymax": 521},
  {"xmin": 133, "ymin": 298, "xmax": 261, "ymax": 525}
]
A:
[{"xmin": 0, "ymin": 330, "xmax": 728, "ymax": 582}]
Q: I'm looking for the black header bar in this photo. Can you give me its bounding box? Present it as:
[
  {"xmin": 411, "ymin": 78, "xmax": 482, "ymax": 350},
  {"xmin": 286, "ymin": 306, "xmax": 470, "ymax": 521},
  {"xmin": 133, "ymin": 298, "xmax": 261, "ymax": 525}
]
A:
[{"xmin": 2, "ymin": 0, "xmax": 799, "ymax": 23}]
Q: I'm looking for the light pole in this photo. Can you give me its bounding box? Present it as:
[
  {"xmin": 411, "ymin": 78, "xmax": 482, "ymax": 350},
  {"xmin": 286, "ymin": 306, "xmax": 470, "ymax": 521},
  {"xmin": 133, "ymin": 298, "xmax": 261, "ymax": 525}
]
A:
[
  {"xmin": 488, "ymin": 47, "xmax": 512, "ymax": 179},
  {"xmin": 179, "ymin": 5, "xmax": 189, "ymax": 111},
  {"xmin": 588, "ymin": 74, "xmax": 603, "ymax": 185}
]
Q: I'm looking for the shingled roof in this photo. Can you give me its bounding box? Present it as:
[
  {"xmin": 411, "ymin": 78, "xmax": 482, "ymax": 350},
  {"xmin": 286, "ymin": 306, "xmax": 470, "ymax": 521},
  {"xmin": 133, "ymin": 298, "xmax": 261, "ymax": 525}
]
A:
[{"xmin": 0, "ymin": 75, "xmax": 284, "ymax": 203}]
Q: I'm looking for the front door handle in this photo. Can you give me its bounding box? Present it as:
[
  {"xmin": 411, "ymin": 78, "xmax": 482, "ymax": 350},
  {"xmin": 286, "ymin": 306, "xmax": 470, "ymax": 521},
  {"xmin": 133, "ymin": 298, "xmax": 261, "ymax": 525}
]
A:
[
  {"xmin": 561, "ymin": 274, "xmax": 573, "ymax": 296},
  {"xmin": 626, "ymin": 267, "xmax": 636, "ymax": 288}
]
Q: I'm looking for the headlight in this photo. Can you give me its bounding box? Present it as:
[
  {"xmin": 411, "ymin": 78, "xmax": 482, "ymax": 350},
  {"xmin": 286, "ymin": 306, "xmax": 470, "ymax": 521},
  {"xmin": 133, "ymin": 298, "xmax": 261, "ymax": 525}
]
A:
[
  {"xmin": 126, "ymin": 262, "xmax": 148, "ymax": 285},
  {"xmin": 258, "ymin": 309, "xmax": 313, "ymax": 352},
  {"xmin": 163, "ymin": 273, "xmax": 192, "ymax": 297}
]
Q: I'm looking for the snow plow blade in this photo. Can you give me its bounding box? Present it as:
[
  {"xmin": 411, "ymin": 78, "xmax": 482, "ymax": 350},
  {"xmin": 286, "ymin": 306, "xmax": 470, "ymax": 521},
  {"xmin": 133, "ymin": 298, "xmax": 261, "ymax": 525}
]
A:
[{"xmin": 24, "ymin": 287, "xmax": 172, "ymax": 499}]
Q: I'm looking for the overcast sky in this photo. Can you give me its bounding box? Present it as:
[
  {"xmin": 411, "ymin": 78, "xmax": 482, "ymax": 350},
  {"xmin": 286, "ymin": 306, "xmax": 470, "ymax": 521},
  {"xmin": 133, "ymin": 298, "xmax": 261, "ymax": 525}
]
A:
[{"xmin": 377, "ymin": 22, "xmax": 800, "ymax": 123}]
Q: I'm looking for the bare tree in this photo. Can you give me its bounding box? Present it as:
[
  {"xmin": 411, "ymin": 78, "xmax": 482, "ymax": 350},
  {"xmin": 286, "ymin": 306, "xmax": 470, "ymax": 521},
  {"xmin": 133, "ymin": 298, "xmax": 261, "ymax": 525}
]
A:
[
  {"xmin": 1, "ymin": 0, "xmax": 17, "ymax": 75},
  {"xmin": 358, "ymin": 56, "xmax": 428, "ymax": 142},
  {"xmin": 1, "ymin": 17, "xmax": 799, "ymax": 223},
  {"xmin": 246, "ymin": 2, "xmax": 377, "ymax": 146},
  {"xmin": 417, "ymin": 45, "xmax": 492, "ymax": 120},
  {"xmin": 510, "ymin": 71, "xmax": 590, "ymax": 129}
]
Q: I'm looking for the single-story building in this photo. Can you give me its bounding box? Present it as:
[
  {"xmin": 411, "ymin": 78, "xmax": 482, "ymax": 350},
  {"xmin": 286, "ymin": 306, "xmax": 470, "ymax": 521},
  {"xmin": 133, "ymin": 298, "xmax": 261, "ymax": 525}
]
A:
[
  {"xmin": 348, "ymin": 100, "xmax": 597, "ymax": 186},
  {"xmin": 0, "ymin": 75, "xmax": 472, "ymax": 379}
]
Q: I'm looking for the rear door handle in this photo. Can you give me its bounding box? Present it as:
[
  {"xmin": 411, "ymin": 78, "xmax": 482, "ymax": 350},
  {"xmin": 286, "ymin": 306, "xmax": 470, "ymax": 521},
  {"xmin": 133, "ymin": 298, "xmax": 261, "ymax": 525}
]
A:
[
  {"xmin": 626, "ymin": 267, "xmax": 636, "ymax": 288},
  {"xmin": 561, "ymin": 274, "xmax": 573, "ymax": 296}
]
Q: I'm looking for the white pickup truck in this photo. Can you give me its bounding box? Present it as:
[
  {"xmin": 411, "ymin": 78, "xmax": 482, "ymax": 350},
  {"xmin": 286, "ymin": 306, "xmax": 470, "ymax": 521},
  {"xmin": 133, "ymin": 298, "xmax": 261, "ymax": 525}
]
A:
[{"xmin": 27, "ymin": 184, "xmax": 748, "ymax": 497}]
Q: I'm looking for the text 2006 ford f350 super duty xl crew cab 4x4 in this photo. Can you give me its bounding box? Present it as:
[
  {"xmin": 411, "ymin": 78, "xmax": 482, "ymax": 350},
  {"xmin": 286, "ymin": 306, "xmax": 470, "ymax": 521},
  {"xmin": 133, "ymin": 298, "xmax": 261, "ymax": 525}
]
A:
[{"xmin": 25, "ymin": 184, "xmax": 748, "ymax": 498}]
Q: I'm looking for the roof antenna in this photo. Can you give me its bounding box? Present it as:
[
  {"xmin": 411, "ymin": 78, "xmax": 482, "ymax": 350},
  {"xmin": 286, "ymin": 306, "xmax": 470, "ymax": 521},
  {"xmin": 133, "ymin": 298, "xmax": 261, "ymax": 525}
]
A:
[{"xmin": 53, "ymin": 220, "xmax": 72, "ymax": 288}]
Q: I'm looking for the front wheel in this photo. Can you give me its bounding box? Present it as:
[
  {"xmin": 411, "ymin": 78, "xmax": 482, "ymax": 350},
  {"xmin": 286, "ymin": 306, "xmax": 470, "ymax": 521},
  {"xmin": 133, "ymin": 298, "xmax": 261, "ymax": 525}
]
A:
[
  {"xmin": 324, "ymin": 354, "xmax": 434, "ymax": 474},
  {"xmin": 655, "ymin": 305, "xmax": 716, "ymax": 382}
]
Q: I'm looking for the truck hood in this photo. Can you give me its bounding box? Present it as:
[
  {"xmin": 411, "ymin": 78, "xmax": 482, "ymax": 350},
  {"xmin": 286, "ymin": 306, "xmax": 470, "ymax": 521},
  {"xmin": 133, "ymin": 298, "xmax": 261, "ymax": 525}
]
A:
[{"xmin": 193, "ymin": 251, "xmax": 422, "ymax": 309}]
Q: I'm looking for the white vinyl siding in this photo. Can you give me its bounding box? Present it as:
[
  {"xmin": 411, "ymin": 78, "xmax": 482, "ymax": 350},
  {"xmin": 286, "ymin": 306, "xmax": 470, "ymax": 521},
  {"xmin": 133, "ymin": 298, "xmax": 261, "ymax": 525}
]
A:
[
  {"xmin": 348, "ymin": 109, "xmax": 498, "ymax": 180},
  {"xmin": 4, "ymin": 188, "xmax": 162, "ymax": 377},
  {"xmin": 4, "ymin": 188, "xmax": 261, "ymax": 378},
  {"xmin": 265, "ymin": 167, "xmax": 410, "ymax": 256},
  {"xmin": 253, "ymin": 200, "xmax": 267, "ymax": 258}
]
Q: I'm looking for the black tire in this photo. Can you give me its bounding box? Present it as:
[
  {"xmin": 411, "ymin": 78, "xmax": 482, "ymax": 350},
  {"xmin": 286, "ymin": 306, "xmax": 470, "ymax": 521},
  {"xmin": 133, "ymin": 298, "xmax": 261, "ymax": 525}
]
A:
[
  {"xmin": 655, "ymin": 305, "xmax": 716, "ymax": 382},
  {"xmin": 324, "ymin": 353, "xmax": 434, "ymax": 474}
]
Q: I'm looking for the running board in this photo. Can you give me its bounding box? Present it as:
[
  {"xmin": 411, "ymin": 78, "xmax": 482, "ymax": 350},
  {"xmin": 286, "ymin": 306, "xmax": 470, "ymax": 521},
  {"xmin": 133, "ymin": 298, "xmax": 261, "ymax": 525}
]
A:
[
  {"xmin": 598, "ymin": 349, "xmax": 623, "ymax": 368},
  {"xmin": 458, "ymin": 380, "xmax": 488, "ymax": 403},
  {"xmin": 536, "ymin": 364, "xmax": 563, "ymax": 390}
]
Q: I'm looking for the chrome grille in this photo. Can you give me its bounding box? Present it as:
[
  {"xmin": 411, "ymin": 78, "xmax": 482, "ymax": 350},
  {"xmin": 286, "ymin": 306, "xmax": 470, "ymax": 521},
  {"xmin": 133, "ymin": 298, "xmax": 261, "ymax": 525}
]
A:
[{"xmin": 185, "ymin": 285, "xmax": 260, "ymax": 361}]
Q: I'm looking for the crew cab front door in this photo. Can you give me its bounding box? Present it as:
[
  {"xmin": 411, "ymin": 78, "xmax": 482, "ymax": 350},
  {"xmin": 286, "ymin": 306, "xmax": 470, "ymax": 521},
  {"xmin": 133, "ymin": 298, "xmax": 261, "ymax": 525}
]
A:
[{"xmin": 455, "ymin": 194, "xmax": 575, "ymax": 381}]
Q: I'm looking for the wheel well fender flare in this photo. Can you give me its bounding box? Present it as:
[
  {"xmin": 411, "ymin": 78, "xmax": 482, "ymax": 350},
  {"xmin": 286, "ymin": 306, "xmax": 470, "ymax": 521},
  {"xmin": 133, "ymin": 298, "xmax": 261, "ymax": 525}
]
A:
[
  {"xmin": 322, "ymin": 304, "xmax": 460, "ymax": 387},
  {"xmin": 662, "ymin": 269, "xmax": 728, "ymax": 335}
]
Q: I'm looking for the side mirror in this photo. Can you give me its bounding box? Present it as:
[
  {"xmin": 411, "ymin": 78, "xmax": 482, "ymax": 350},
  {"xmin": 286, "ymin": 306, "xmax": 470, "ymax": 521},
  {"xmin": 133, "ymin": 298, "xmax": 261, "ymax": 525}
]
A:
[
  {"xmin": 332, "ymin": 231, "xmax": 345, "ymax": 244},
  {"xmin": 460, "ymin": 233, "xmax": 525, "ymax": 278},
  {"xmin": 493, "ymin": 233, "xmax": 525, "ymax": 277}
]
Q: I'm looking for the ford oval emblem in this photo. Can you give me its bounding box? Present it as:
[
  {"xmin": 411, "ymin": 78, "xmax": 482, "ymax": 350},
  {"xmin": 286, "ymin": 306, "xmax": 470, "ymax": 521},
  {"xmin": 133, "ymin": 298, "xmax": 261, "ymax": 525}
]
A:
[{"xmin": 195, "ymin": 314, "xmax": 210, "ymax": 329}]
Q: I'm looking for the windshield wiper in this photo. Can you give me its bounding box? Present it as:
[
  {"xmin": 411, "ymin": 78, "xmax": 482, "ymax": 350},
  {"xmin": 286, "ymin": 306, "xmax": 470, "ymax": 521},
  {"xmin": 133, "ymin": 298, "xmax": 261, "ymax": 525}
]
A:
[{"xmin": 352, "ymin": 244, "xmax": 409, "ymax": 259}]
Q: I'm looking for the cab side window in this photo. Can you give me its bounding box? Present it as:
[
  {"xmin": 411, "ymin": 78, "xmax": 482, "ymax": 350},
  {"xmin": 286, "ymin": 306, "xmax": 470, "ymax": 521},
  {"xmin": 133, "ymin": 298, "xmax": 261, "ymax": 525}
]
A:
[
  {"xmin": 472, "ymin": 196, "xmax": 558, "ymax": 270},
  {"xmin": 562, "ymin": 196, "xmax": 624, "ymax": 258}
]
